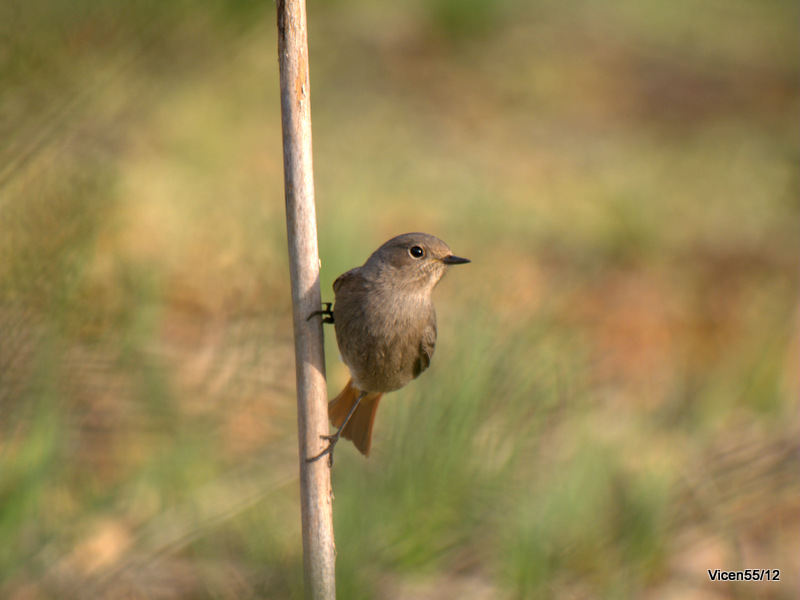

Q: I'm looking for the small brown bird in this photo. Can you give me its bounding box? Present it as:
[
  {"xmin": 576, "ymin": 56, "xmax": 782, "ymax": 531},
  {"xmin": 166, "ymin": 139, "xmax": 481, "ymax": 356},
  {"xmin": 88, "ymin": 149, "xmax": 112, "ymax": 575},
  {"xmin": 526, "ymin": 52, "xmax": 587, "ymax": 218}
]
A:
[{"xmin": 308, "ymin": 232, "xmax": 469, "ymax": 463}]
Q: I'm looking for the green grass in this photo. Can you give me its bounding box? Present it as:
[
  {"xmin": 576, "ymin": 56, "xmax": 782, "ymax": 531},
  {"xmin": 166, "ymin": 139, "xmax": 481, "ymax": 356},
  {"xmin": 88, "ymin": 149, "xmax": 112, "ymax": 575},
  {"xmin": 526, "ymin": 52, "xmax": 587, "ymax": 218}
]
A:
[{"xmin": 1, "ymin": 0, "xmax": 797, "ymax": 598}]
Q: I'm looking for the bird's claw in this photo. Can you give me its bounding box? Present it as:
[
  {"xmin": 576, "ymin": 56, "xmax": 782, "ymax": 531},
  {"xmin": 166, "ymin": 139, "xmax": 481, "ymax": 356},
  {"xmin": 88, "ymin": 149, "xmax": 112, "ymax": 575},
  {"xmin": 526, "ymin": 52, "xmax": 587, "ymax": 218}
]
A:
[
  {"xmin": 306, "ymin": 432, "xmax": 341, "ymax": 467},
  {"xmin": 307, "ymin": 302, "xmax": 334, "ymax": 324}
]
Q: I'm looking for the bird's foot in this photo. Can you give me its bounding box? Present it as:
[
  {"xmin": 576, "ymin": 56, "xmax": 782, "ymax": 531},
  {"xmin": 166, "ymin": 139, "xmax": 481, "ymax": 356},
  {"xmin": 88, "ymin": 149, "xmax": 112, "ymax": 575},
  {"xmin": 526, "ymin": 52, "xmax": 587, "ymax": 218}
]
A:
[
  {"xmin": 306, "ymin": 432, "xmax": 340, "ymax": 467},
  {"xmin": 307, "ymin": 302, "xmax": 334, "ymax": 324}
]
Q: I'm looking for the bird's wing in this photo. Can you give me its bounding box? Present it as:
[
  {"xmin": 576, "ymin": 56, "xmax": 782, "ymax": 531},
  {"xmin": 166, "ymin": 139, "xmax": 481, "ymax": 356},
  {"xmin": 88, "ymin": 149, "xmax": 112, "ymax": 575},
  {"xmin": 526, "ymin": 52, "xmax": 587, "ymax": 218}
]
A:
[
  {"xmin": 332, "ymin": 268, "xmax": 362, "ymax": 294},
  {"xmin": 413, "ymin": 318, "xmax": 437, "ymax": 378}
]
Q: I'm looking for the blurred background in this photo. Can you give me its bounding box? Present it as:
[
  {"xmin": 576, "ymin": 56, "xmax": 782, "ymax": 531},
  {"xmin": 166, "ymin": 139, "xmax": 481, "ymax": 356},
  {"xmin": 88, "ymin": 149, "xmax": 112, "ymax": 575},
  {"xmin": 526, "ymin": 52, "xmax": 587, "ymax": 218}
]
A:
[{"xmin": 1, "ymin": 0, "xmax": 797, "ymax": 598}]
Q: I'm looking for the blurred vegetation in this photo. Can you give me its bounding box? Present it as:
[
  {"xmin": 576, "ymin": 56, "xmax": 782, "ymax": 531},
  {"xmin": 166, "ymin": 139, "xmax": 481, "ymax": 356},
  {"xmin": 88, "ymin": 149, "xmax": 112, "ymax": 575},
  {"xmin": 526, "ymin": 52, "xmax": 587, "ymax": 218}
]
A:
[{"xmin": 1, "ymin": 0, "xmax": 797, "ymax": 599}]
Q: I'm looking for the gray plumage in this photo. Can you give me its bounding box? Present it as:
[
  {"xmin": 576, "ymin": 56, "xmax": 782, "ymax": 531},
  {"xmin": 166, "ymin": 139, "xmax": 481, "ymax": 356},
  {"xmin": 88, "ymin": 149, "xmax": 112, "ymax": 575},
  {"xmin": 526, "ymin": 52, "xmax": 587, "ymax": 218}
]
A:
[{"xmin": 332, "ymin": 232, "xmax": 467, "ymax": 393}]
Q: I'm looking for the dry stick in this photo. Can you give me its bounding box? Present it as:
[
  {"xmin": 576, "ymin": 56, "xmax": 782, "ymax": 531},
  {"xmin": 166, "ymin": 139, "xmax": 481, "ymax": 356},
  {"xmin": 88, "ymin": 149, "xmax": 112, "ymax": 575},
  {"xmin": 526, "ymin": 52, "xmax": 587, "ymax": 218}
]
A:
[{"xmin": 277, "ymin": 1, "xmax": 336, "ymax": 599}]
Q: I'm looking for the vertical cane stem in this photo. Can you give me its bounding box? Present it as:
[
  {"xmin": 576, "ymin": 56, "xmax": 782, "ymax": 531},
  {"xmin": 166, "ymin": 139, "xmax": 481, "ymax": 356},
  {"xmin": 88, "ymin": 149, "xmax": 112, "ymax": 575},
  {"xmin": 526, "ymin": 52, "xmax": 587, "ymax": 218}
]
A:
[{"xmin": 277, "ymin": 0, "xmax": 336, "ymax": 598}]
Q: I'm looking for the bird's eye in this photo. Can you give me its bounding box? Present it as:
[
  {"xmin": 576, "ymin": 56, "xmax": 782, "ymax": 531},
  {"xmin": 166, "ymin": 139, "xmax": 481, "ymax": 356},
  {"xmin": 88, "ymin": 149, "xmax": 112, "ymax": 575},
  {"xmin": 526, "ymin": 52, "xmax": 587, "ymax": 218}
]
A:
[{"xmin": 408, "ymin": 245, "xmax": 425, "ymax": 259}]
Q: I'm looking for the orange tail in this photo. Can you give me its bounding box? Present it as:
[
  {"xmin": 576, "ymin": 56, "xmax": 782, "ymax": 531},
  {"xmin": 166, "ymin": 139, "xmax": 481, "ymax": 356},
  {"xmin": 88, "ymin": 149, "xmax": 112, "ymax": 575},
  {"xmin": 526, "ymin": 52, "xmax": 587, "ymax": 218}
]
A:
[{"xmin": 328, "ymin": 379, "xmax": 383, "ymax": 457}]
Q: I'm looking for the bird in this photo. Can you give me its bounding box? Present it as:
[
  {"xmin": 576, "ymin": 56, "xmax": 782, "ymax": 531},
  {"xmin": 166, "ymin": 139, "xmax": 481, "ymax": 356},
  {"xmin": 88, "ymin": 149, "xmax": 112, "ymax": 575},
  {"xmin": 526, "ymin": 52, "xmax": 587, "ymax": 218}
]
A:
[{"xmin": 308, "ymin": 232, "xmax": 470, "ymax": 464}]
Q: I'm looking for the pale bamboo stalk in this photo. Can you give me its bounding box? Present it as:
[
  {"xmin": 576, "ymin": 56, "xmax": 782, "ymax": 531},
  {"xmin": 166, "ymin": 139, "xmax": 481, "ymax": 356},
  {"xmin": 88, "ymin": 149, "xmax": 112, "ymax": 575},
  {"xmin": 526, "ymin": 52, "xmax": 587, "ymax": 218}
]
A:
[{"xmin": 277, "ymin": 0, "xmax": 336, "ymax": 598}]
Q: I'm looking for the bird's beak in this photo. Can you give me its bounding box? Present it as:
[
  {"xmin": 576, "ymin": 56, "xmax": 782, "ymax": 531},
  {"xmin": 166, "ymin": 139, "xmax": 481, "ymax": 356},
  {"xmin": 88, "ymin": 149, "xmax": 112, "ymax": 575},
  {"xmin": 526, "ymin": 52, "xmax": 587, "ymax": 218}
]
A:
[{"xmin": 442, "ymin": 254, "xmax": 470, "ymax": 265}]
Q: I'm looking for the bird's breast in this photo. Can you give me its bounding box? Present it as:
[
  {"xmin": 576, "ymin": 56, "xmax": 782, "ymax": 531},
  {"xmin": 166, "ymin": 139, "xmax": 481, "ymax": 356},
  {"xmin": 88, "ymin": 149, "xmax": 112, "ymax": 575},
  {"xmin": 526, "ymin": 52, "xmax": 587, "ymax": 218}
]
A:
[{"xmin": 334, "ymin": 284, "xmax": 434, "ymax": 393}]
